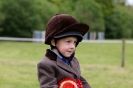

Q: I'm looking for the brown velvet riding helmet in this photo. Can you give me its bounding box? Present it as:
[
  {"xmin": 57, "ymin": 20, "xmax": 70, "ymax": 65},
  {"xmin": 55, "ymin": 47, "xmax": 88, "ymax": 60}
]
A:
[{"xmin": 45, "ymin": 14, "xmax": 89, "ymax": 45}]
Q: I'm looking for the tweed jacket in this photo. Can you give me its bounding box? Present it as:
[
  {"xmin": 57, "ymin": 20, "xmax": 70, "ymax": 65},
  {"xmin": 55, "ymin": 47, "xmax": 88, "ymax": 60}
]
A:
[{"xmin": 37, "ymin": 49, "xmax": 91, "ymax": 88}]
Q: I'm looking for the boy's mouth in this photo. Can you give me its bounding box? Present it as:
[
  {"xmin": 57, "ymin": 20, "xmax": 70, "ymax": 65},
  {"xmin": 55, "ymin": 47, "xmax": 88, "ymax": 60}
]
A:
[{"xmin": 67, "ymin": 51, "xmax": 74, "ymax": 54}]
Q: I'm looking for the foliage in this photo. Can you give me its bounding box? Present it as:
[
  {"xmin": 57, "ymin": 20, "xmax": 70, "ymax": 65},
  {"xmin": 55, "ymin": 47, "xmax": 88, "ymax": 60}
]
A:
[
  {"xmin": 0, "ymin": 1, "xmax": 5, "ymax": 33},
  {"xmin": 0, "ymin": 0, "xmax": 39, "ymax": 37},
  {"xmin": 74, "ymin": 0, "xmax": 105, "ymax": 32},
  {"xmin": 0, "ymin": 0, "xmax": 133, "ymax": 39},
  {"xmin": 0, "ymin": 0, "xmax": 58, "ymax": 37},
  {"xmin": 34, "ymin": 0, "xmax": 58, "ymax": 30},
  {"xmin": 105, "ymin": 5, "xmax": 133, "ymax": 39},
  {"xmin": 94, "ymin": 0, "xmax": 114, "ymax": 17}
]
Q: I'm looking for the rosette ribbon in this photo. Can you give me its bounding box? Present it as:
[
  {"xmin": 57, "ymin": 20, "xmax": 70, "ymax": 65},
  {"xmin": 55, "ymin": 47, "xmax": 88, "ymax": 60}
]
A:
[{"xmin": 58, "ymin": 78, "xmax": 83, "ymax": 88}]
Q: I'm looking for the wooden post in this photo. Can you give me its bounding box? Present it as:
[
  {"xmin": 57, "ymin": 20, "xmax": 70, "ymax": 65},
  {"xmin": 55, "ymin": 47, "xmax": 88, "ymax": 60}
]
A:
[{"xmin": 121, "ymin": 39, "xmax": 125, "ymax": 67}]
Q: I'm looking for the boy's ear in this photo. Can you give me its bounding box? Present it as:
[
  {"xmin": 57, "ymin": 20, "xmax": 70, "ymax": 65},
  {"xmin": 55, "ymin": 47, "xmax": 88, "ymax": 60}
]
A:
[{"xmin": 51, "ymin": 39, "xmax": 56, "ymax": 46}]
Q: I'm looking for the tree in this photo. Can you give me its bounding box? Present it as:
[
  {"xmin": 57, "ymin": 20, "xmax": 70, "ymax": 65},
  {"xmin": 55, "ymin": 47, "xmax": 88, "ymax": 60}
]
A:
[
  {"xmin": 105, "ymin": 5, "xmax": 133, "ymax": 39},
  {"xmin": 94, "ymin": 0, "xmax": 114, "ymax": 17},
  {"xmin": 34, "ymin": 0, "xmax": 59, "ymax": 30},
  {"xmin": 0, "ymin": 0, "xmax": 58, "ymax": 37},
  {"xmin": 1, "ymin": 0, "xmax": 38, "ymax": 37},
  {"xmin": 0, "ymin": 0, "xmax": 5, "ymax": 34},
  {"xmin": 74, "ymin": 0, "xmax": 105, "ymax": 32}
]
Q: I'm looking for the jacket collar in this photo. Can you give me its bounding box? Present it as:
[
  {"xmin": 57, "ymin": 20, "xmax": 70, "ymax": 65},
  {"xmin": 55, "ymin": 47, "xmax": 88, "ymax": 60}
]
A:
[
  {"xmin": 51, "ymin": 49, "xmax": 73, "ymax": 65},
  {"xmin": 45, "ymin": 49, "xmax": 80, "ymax": 77}
]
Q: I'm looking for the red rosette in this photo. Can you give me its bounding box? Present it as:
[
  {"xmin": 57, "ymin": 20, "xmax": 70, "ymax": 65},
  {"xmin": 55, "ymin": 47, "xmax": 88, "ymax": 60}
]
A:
[
  {"xmin": 58, "ymin": 78, "xmax": 83, "ymax": 88},
  {"xmin": 76, "ymin": 79, "xmax": 83, "ymax": 88}
]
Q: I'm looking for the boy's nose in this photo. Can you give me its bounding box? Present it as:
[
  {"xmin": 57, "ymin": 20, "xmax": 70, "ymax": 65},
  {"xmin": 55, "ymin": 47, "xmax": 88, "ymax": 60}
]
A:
[{"xmin": 70, "ymin": 43, "xmax": 76, "ymax": 49}]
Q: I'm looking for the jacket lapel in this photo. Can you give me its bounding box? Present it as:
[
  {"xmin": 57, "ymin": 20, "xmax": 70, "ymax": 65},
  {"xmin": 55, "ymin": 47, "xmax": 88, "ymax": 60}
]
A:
[
  {"xmin": 71, "ymin": 58, "xmax": 80, "ymax": 76},
  {"xmin": 46, "ymin": 49, "xmax": 79, "ymax": 76},
  {"xmin": 57, "ymin": 58, "xmax": 78, "ymax": 75}
]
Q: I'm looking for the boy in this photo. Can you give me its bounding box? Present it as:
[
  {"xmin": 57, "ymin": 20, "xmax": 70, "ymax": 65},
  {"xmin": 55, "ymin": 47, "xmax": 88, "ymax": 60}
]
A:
[{"xmin": 37, "ymin": 14, "xmax": 91, "ymax": 88}]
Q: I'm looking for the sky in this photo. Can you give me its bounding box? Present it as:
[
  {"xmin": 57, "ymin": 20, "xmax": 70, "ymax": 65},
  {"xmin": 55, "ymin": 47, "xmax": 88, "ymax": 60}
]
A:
[{"xmin": 126, "ymin": 0, "xmax": 133, "ymax": 5}]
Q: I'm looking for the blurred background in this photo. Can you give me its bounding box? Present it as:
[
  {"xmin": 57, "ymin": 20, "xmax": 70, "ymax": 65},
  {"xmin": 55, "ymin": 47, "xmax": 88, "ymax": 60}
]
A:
[
  {"xmin": 0, "ymin": 0, "xmax": 133, "ymax": 88},
  {"xmin": 0, "ymin": 0, "xmax": 133, "ymax": 40}
]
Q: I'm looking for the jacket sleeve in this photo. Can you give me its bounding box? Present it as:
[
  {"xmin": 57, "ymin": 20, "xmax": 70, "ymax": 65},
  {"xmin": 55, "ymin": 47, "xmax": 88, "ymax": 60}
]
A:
[
  {"xmin": 37, "ymin": 62, "xmax": 58, "ymax": 88},
  {"xmin": 80, "ymin": 76, "xmax": 91, "ymax": 88}
]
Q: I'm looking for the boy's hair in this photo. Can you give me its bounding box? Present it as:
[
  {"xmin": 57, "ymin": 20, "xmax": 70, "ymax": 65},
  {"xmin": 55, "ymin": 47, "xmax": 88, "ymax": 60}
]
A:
[{"xmin": 45, "ymin": 14, "xmax": 89, "ymax": 45}]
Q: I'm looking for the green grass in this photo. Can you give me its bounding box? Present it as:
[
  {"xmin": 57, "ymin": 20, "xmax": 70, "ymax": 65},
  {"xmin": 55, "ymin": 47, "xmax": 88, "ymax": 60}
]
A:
[{"xmin": 0, "ymin": 41, "xmax": 133, "ymax": 88}]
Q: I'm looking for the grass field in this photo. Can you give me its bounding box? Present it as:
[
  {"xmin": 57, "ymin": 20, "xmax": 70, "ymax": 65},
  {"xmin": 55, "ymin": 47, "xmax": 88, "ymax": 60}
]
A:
[{"xmin": 0, "ymin": 41, "xmax": 133, "ymax": 88}]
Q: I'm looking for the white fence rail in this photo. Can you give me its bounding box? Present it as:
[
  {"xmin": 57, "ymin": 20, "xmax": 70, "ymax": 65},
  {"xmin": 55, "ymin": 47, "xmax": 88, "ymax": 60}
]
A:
[
  {"xmin": 0, "ymin": 37, "xmax": 133, "ymax": 44},
  {"xmin": 0, "ymin": 37, "xmax": 44, "ymax": 42}
]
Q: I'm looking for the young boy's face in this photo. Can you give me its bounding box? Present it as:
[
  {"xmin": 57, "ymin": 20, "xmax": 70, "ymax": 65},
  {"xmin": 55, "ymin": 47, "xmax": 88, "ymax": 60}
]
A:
[{"xmin": 55, "ymin": 36, "xmax": 77, "ymax": 58}]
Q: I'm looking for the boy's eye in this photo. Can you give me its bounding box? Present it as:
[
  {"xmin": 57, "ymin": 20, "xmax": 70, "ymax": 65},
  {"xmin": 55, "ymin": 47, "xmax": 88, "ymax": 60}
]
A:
[
  {"xmin": 66, "ymin": 40, "xmax": 71, "ymax": 43},
  {"xmin": 74, "ymin": 41, "xmax": 77, "ymax": 44},
  {"xmin": 65, "ymin": 40, "xmax": 77, "ymax": 45}
]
